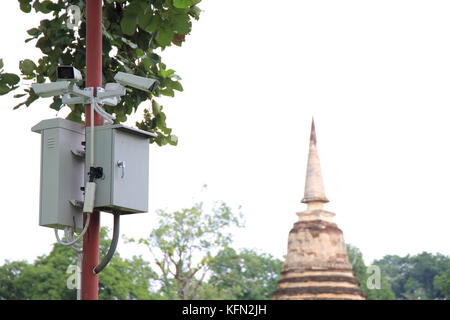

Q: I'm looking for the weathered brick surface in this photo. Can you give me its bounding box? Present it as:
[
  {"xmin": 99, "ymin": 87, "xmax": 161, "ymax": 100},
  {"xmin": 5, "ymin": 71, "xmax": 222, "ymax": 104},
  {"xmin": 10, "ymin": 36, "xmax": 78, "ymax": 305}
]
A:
[{"xmin": 274, "ymin": 218, "xmax": 365, "ymax": 300}]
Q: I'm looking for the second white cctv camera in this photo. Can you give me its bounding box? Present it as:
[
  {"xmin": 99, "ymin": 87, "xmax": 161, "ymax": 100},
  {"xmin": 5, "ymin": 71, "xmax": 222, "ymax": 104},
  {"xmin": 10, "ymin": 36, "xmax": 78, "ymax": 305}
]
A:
[
  {"xmin": 114, "ymin": 72, "xmax": 159, "ymax": 92},
  {"xmin": 32, "ymin": 81, "xmax": 71, "ymax": 98},
  {"xmin": 57, "ymin": 66, "xmax": 83, "ymax": 81}
]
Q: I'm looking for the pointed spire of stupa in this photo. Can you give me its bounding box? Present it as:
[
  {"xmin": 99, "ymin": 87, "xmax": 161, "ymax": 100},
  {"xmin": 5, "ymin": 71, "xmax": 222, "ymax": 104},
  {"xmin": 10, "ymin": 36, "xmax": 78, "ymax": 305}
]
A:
[{"xmin": 301, "ymin": 118, "xmax": 329, "ymax": 204}]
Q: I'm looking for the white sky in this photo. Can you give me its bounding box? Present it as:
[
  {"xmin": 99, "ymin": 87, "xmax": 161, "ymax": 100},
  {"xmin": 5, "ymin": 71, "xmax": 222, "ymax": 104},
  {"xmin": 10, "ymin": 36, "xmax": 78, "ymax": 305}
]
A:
[{"xmin": 0, "ymin": 1, "xmax": 449, "ymax": 267}]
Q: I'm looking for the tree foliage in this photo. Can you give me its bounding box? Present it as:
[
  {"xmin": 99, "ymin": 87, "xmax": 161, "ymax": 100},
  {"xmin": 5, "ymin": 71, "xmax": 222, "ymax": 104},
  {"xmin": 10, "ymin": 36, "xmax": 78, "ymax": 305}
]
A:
[
  {"xmin": 2, "ymin": 202, "xmax": 448, "ymax": 300},
  {"xmin": 374, "ymin": 252, "xmax": 450, "ymax": 300},
  {"xmin": 131, "ymin": 202, "xmax": 244, "ymax": 299},
  {"xmin": 208, "ymin": 247, "xmax": 282, "ymax": 300},
  {"xmin": 347, "ymin": 244, "xmax": 396, "ymax": 300},
  {"xmin": 434, "ymin": 264, "xmax": 450, "ymax": 299},
  {"xmin": 0, "ymin": 227, "xmax": 157, "ymax": 300},
  {"xmin": 11, "ymin": 0, "xmax": 203, "ymax": 146},
  {"xmin": 0, "ymin": 59, "xmax": 20, "ymax": 96},
  {"xmin": 1, "ymin": 223, "xmax": 449, "ymax": 300}
]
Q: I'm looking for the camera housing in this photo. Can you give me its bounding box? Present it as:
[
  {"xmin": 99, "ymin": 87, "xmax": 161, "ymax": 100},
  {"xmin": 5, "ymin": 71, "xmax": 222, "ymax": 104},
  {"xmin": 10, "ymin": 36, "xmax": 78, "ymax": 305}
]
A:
[
  {"xmin": 114, "ymin": 72, "xmax": 159, "ymax": 92},
  {"xmin": 32, "ymin": 81, "xmax": 71, "ymax": 98},
  {"xmin": 57, "ymin": 66, "xmax": 82, "ymax": 81}
]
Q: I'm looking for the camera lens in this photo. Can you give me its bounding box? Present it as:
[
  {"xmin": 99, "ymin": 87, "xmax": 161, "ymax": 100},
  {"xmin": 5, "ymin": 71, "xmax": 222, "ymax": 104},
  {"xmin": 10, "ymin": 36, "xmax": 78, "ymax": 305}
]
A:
[{"xmin": 57, "ymin": 67, "xmax": 74, "ymax": 79}]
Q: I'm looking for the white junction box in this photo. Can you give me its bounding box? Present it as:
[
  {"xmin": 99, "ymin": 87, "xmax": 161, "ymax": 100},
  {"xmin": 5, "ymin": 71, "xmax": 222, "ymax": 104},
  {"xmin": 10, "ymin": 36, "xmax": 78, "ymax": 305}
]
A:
[
  {"xmin": 85, "ymin": 124, "xmax": 155, "ymax": 214},
  {"xmin": 32, "ymin": 118, "xmax": 85, "ymax": 231}
]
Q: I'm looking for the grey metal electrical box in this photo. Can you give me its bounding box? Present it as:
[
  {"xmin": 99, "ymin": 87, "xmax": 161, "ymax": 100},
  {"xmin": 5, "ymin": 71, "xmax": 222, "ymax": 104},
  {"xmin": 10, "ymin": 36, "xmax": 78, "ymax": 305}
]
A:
[
  {"xmin": 32, "ymin": 118, "xmax": 85, "ymax": 231},
  {"xmin": 85, "ymin": 124, "xmax": 155, "ymax": 214}
]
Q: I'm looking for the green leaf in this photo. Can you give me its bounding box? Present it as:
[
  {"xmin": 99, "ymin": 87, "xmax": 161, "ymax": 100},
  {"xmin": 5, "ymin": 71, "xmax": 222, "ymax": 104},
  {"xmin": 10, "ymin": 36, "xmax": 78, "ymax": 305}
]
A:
[
  {"xmin": 189, "ymin": 5, "xmax": 202, "ymax": 20},
  {"xmin": 172, "ymin": 14, "xmax": 191, "ymax": 34},
  {"xmin": 159, "ymin": 87, "xmax": 174, "ymax": 97},
  {"xmin": 37, "ymin": 1, "xmax": 54, "ymax": 14},
  {"xmin": 13, "ymin": 101, "xmax": 26, "ymax": 109},
  {"xmin": 161, "ymin": 127, "xmax": 172, "ymax": 135},
  {"xmin": 1, "ymin": 73, "xmax": 20, "ymax": 85},
  {"xmin": 171, "ymin": 81, "xmax": 183, "ymax": 92},
  {"xmin": 154, "ymin": 135, "xmax": 166, "ymax": 146},
  {"xmin": 0, "ymin": 59, "xmax": 3, "ymax": 69},
  {"xmin": 25, "ymin": 92, "xmax": 39, "ymax": 106},
  {"xmin": 173, "ymin": 0, "xmax": 194, "ymax": 9},
  {"xmin": 14, "ymin": 90, "xmax": 38, "ymax": 108},
  {"xmin": 66, "ymin": 110, "xmax": 82, "ymax": 123},
  {"xmin": 155, "ymin": 112, "xmax": 167, "ymax": 128},
  {"xmin": 145, "ymin": 15, "xmax": 162, "ymax": 33},
  {"xmin": 138, "ymin": 10, "xmax": 153, "ymax": 30},
  {"xmin": 158, "ymin": 68, "xmax": 175, "ymax": 78},
  {"xmin": 148, "ymin": 53, "xmax": 162, "ymax": 64},
  {"xmin": 19, "ymin": 0, "xmax": 32, "ymax": 13},
  {"xmin": 19, "ymin": 59, "xmax": 36, "ymax": 75},
  {"xmin": 50, "ymin": 97, "xmax": 62, "ymax": 111},
  {"xmin": 141, "ymin": 57, "xmax": 152, "ymax": 71},
  {"xmin": 125, "ymin": 1, "xmax": 142, "ymax": 15},
  {"xmin": 136, "ymin": 48, "xmax": 144, "ymax": 57},
  {"xmin": 115, "ymin": 113, "xmax": 127, "ymax": 123},
  {"xmin": 27, "ymin": 28, "xmax": 40, "ymax": 36},
  {"xmin": 156, "ymin": 26, "xmax": 174, "ymax": 47},
  {"xmin": 121, "ymin": 14, "xmax": 138, "ymax": 36},
  {"xmin": 152, "ymin": 100, "xmax": 162, "ymax": 115},
  {"xmin": 0, "ymin": 85, "xmax": 10, "ymax": 95}
]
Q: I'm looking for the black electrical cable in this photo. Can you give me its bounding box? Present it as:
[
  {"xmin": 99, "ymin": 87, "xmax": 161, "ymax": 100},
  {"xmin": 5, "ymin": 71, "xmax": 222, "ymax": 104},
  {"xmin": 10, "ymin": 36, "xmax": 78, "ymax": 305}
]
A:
[{"xmin": 94, "ymin": 212, "xmax": 120, "ymax": 274}]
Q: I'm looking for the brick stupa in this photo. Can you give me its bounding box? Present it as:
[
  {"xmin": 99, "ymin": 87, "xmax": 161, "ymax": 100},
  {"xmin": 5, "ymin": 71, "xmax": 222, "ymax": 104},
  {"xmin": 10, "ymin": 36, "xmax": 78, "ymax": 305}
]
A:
[{"xmin": 272, "ymin": 120, "xmax": 365, "ymax": 300}]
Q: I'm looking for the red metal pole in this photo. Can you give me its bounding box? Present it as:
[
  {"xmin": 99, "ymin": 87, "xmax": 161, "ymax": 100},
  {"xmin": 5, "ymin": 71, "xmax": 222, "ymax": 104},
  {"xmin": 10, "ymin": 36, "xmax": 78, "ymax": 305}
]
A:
[{"xmin": 82, "ymin": 0, "xmax": 103, "ymax": 300}]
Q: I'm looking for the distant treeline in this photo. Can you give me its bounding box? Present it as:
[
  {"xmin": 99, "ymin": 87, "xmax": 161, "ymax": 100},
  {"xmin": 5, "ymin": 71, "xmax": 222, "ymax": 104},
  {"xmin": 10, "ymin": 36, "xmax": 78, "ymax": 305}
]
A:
[
  {"xmin": 0, "ymin": 203, "xmax": 448, "ymax": 300},
  {"xmin": 348, "ymin": 245, "xmax": 449, "ymax": 300}
]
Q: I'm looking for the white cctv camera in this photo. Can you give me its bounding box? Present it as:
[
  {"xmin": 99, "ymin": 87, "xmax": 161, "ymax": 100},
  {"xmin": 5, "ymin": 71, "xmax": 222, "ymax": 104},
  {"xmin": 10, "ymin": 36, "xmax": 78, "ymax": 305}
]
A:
[
  {"xmin": 114, "ymin": 72, "xmax": 159, "ymax": 92},
  {"xmin": 57, "ymin": 66, "xmax": 82, "ymax": 81},
  {"xmin": 32, "ymin": 81, "xmax": 71, "ymax": 98},
  {"xmin": 96, "ymin": 83, "xmax": 126, "ymax": 106}
]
